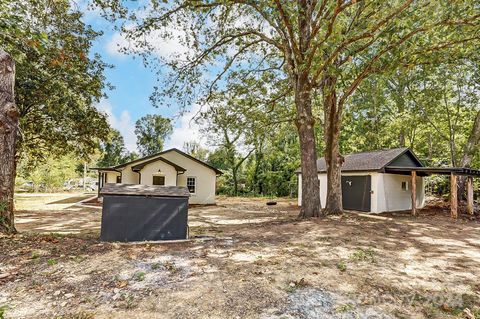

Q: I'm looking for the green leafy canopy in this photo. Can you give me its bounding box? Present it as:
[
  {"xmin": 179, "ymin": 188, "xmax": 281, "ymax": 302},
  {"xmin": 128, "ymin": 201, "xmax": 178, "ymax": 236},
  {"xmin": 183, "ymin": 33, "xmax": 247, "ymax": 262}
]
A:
[{"xmin": 1, "ymin": 0, "xmax": 112, "ymax": 165}]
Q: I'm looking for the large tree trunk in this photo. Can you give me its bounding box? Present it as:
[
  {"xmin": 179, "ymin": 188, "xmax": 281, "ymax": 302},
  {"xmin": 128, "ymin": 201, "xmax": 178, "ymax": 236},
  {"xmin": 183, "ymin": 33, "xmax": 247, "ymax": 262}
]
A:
[
  {"xmin": 458, "ymin": 110, "xmax": 480, "ymax": 198},
  {"xmin": 293, "ymin": 0, "xmax": 321, "ymax": 219},
  {"xmin": 295, "ymin": 76, "xmax": 321, "ymax": 218},
  {"xmin": 252, "ymin": 142, "xmax": 263, "ymax": 196},
  {"xmin": 0, "ymin": 49, "xmax": 18, "ymax": 234},
  {"xmin": 232, "ymin": 166, "xmax": 238, "ymax": 196},
  {"xmin": 460, "ymin": 109, "xmax": 480, "ymax": 167},
  {"xmin": 323, "ymin": 76, "xmax": 344, "ymax": 215}
]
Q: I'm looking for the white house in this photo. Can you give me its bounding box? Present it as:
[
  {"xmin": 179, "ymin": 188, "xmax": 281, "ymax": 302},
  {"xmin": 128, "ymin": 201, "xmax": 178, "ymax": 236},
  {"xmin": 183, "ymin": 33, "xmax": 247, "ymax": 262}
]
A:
[
  {"xmin": 297, "ymin": 148, "xmax": 426, "ymax": 213},
  {"xmin": 92, "ymin": 148, "xmax": 222, "ymax": 204}
]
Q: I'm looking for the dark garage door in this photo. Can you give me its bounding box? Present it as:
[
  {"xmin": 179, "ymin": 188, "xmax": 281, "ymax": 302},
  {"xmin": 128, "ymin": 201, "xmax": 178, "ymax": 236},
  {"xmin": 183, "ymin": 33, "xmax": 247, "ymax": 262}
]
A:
[{"xmin": 341, "ymin": 175, "xmax": 371, "ymax": 212}]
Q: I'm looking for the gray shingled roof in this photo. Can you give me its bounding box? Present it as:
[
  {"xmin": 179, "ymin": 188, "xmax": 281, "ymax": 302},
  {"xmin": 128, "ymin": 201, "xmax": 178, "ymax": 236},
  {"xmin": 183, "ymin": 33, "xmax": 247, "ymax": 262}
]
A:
[
  {"xmin": 296, "ymin": 148, "xmax": 411, "ymax": 173},
  {"xmin": 91, "ymin": 148, "xmax": 223, "ymax": 175},
  {"xmin": 131, "ymin": 156, "xmax": 186, "ymax": 172},
  {"xmin": 100, "ymin": 183, "xmax": 190, "ymax": 197}
]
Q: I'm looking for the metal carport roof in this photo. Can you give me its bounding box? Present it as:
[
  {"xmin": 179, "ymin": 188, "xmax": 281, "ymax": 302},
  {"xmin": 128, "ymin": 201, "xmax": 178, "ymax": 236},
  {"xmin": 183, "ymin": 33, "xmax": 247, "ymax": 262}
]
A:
[{"xmin": 385, "ymin": 166, "xmax": 480, "ymax": 177}]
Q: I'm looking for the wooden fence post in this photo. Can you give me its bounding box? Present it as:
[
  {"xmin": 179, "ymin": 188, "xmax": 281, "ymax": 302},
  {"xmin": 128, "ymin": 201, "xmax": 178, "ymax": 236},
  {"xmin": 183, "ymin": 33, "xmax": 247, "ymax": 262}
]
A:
[
  {"xmin": 467, "ymin": 176, "xmax": 474, "ymax": 215},
  {"xmin": 451, "ymin": 173, "xmax": 458, "ymax": 219}
]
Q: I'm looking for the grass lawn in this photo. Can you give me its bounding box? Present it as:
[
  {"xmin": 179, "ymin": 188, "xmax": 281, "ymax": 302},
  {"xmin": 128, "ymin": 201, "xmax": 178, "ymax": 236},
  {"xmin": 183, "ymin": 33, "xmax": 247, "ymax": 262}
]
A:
[
  {"xmin": 1, "ymin": 194, "xmax": 480, "ymax": 318},
  {"xmin": 13, "ymin": 192, "xmax": 100, "ymax": 234}
]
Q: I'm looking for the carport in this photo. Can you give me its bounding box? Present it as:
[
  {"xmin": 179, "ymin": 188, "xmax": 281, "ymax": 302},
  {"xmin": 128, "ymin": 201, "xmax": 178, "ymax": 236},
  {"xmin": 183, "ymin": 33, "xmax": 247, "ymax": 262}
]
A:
[
  {"xmin": 100, "ymin": 184, "xmax": 190, "ymax": 241},
  {"xmin": 385, "ymin": 167, "xmax": 480, "ymax": 218}
]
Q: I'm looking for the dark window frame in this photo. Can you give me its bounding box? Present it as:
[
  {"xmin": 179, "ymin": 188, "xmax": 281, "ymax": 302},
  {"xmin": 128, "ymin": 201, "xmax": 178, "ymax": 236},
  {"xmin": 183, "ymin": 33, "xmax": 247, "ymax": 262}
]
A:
[
  {"xmin": 187, "ymin": 177, "xmax": 196, "ymax": 194},
  {"xmin": 153, "ymin": 175, "xmax": 166, "ymax": 186}
]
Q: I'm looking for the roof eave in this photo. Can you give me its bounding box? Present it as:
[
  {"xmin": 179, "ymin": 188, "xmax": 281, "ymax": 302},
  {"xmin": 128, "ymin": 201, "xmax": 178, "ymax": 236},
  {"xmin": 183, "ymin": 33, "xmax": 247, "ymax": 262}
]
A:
[{"xmin": 89, "ymin": 167, "xmax": 120, "ymax": 172}]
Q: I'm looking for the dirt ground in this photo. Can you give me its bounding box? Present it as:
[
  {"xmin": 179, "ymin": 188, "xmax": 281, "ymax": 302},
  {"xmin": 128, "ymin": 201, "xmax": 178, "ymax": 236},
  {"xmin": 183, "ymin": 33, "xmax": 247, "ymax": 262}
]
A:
[{"xmin": 1, "ymin": 194, "xmax": 480, "ymax": 318}]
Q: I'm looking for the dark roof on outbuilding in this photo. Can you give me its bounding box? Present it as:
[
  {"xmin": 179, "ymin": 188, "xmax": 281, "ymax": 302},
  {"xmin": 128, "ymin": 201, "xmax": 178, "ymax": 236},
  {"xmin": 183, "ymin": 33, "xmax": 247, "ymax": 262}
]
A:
[
  {"xmin": 100, "ymin": 183, "xmax": 190, "ymax": 198},
  {"xmin": 296, "ymin": 148, "xmax": 423, "ymax": 173}
]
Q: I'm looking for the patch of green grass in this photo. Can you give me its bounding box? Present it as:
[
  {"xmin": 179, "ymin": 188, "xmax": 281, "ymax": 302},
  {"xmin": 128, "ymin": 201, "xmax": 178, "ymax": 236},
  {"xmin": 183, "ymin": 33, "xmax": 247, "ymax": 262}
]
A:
[
  {"xmin": 471, "ymin": 307, "xmax": 480, "ymax": 319},
  {"xmin": 74, "ymin": 255, "xmax": 86, "ymax": 263},
  {"xmin": 336, "ymin": 303, "xmax": 354, "ymax": 313},
  {"xmin": 350, "ymin": 248, "xmax": 376, "ymax": 263},
  {"xmin": 30, "ymin": 251, "xmax": 40, "ymax": 259},
  {"xmin": 0, "ymin": 305, "xmax": 7, "ymax": 319},
  {"xmin": 151, "ymin": 262, "xmax": 161, "ymax": 270},
  {"xmin": 133, "ymin": 271, "xmax": 146, "ymax": 281},
  {"xmin": 47, "ymin": 258, "xmax": 57, "ymax": 266},
  {"xmin": 284, "ymin": 284, "xmax": 297, "ymax": 293},
  {"xmin": 119, "ymin": 294, "xmax": 137, "ymax": 310},
  {"xmin": 337, "ymin": 262, "xmax": 347, "ymax": 272}
]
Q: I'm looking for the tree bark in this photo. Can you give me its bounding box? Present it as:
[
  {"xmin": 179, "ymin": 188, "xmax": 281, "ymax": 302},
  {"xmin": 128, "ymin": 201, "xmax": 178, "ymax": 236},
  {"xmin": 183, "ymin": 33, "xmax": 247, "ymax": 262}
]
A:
[
  {"xmin": 460, "ymin": 109, "xmax": 480, "ymax": 167},
  {"xmin": 323, "ymin": 76, "xmax": 344, "ymax": 215},
  {"xmin": 252, "ymin": 140, "xmax": 263, "ymax": 196},
  {"xmin": 232, "ymin": 166, "xmax": 238, "ymax": 196},
  {"xmin": 458, "ymin": 110, "xmax": 480, "ymax": 198},
  {"xmin": 0, "ymin": 49, "xmax": 18, "ymax": 234},
  {"xmin": 295, "ymin": 75, "xmax": 321, "ymax": 218}
]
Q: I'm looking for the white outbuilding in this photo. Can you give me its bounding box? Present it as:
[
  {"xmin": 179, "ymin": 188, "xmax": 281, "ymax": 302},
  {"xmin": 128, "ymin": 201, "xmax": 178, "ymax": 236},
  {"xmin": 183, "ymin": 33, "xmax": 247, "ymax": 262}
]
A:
[{"xmin": 297, "ymin": 148, "xmax": 426, "ymax": 213}]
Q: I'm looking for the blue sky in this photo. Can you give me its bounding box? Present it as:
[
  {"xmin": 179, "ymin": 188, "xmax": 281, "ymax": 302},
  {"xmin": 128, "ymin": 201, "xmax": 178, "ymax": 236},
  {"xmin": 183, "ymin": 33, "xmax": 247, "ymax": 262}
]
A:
[{"xmin": 81, "ymin": 5, "xmax": 204, "ymax": 152}]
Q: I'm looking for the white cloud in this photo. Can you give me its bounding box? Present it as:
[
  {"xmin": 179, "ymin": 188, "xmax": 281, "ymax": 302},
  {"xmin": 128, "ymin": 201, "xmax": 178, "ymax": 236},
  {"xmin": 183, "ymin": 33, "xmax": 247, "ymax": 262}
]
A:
[
  {"xmin": 72, "ymin": 0, "xmax": 105, "ymax": 25},
  {"xmin": 165, "ymin": 104, "xmax": 210, "ymax": 151},
  {"xmin": 105, "ymin": 32, "xmax": 130, "ymax": 59},
  {"xmin": 105, "ymin": 25, "xmax": 194, "ymax": 61},
  {"xmin": 96, "ymin": 99, "xmax": 137, "ymax": 152}
]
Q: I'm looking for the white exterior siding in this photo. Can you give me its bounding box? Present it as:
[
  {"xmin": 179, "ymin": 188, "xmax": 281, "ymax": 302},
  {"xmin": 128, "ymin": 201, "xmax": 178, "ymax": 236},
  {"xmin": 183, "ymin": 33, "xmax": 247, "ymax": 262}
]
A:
[
  {"xmin": 121, "ymin": 165, "xmax": 140, "ymax": 184},
  {"xmin": 138, "ymin": 161, "xmax": 177, "ymax": 186},
  {"xmin": 297, "ymin": 172, "xmax": 425, "ymax": 213},
  {"xmin": 376, "ymin": 173, "xmax": 424, "ymax": 212},
  {"xmin": 161, "ymin": 151, "xmax": 217, "ymax": 205},
  {"xmin": 99, "ymin": 149, "xmax": 218, "ymax": 205},
  {"xmin": 105, "ymin": 172, "xmax": 120, "ymax": 183},
  {"xmin": 297, "ymin": 173, "xmax": 328, "ymax": 208}
]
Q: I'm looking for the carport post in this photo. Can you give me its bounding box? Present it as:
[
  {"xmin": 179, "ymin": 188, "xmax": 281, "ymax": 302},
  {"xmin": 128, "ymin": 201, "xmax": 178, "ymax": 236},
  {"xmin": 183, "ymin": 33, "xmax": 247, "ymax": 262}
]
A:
[
  {"xmin": 97, "ymin": 172, "xmax": 102, "ymax": 197},
  {"xmin": 467, "ymin": 176, "xmax": 474, "ymax": 215},
  {"xmin": 411, "ymin": 170, "xmax": 417, "ymax": 216},
  {"xmin": 451, "ymin": 173, "xmax": 458, "ymax": 219}
]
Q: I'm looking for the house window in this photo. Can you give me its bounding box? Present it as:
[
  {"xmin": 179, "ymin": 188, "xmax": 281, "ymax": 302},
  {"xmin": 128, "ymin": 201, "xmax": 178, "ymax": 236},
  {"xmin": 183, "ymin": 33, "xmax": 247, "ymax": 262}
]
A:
[
  {"xmin": 401, "ymin": 181, "xmax": 408, "ymax": 191},
  {"xmin": 153, "ymin": 176, "xmax": 165, "ymax": 186},
  {"xmin": 187, "ymin": 177, "xmax": 196, "ymax": 194},
  {"xmin": 116, "ymin": 175, "xmax": 121, "ymax": 183}
]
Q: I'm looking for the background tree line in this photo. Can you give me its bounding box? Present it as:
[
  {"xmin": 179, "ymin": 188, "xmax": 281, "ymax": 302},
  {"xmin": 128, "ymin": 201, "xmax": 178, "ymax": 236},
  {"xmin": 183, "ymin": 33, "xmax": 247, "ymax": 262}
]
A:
[
  {"xmin": 2, "ymin": 0, "xmax": 479, "ymax": 233},
  {"xmin": 191, "ymin": 53, "xmax": 480, "ymax": 198},
  {"xmin": 96, "ymin": 0, "xmax": 479, "ymax": 217}
]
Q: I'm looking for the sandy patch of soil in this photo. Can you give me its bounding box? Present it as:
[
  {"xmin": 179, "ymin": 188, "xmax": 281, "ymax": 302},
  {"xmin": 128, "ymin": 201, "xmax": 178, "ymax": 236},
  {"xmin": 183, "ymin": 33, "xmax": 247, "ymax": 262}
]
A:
[{"xmin": 1, "ymin": 195, "xmax": 480, "ymax": 318}]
